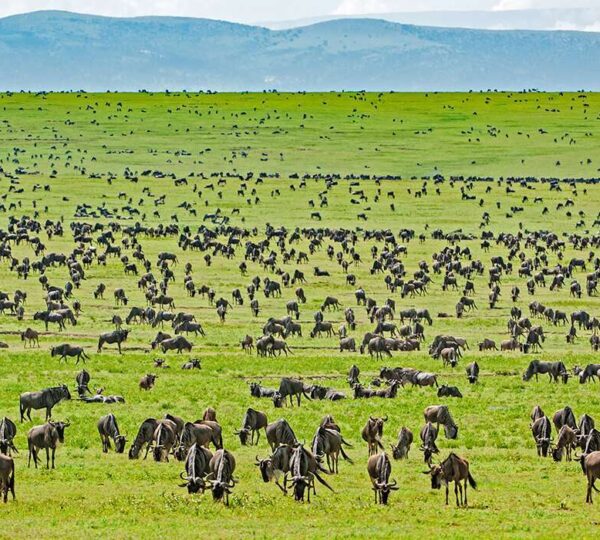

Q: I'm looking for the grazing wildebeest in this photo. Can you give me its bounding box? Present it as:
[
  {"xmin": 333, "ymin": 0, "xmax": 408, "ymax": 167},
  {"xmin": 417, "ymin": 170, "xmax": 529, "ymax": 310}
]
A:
[
  {"xmin": 553, "ymin": 406, "xmax": 577, "ymax": 431},
  {"xmin": 0, "ymin": 454, "xmax": 15, "ymax": 503},
  {"xmin": 466, "ymin": 361, "xmax": 479, "ymax": 384},
  {"xmin": 97, "ymin": 413, "xmax": 126, "ymax": 453},
  {"xmin": 531, "ymin": 416, "xmax": 552, "ymax": 457},
  {"xmin": 424, "ymin": 405, "xmax": 458, "ymax": 439},
  {"xmin": 288, "ymin": 443, "xmax": 333, "ymax": 502},
  {"xmin": 178, "ymin": 443, "xmax": 213, "ymax": 493},
  {"xmin": 151, "ymin": 418, "xmax": 177, "ymax": 462},
  {"xmin": 20, "ymin": 327, "xmax": 39, "ymax": 348},
  {"xmin": 312, "ymin": 426, "xmax": 353, "ymax": 473},
  {"xmin": 277, "ymin": 378, "xmax": 311, "ymax": 407},
  {"xmin": 578, "ymin": 363, "xmax": 600, "ymax": 383},
  {"xmin": 51, "ymin": 344, "xmax": 90, "ymax": 364},
  {"xmin": 478, "ymin": 338, "xmax": 497, "ymax": 351},
  {"xmin": 207, "ymin": 449, "xmax": 237, "ymax": 505},
  {"xmin": 160, "ymin": 336, "xmax": 192, "ymax": 353},
  {"xmin": 425, "ymin": 453, "xmax": 476, "ymax": 506},
  {"xmin": 579, "ymin": 451, "xmax": 600, "ymax": 503},
  {"xmin": 27, "ymin": 421, "xmax": 69, "ymax": 468},
  {"xmin": 128, "ymin": 418, "xmax": 159, "ymax": 459},
  {"xmin": 19, "ymin": 384, "xmax": 71, "ymax": 422},
  {"xmin": 552, "ymin": 425, "xmax": 577, "ymax": 462},
  {"xmin": 265, "ymin": 418, "xmax": 297, "ymax": 451},
  {"xmin": 530, "ymin": 405, "xmax": 545, "ymax": 424},
  {"xmin": 362, "ymin": 416, "xmax": 387, "ymax": 456},
  {"xmin": 367, "ymin": 452, "xmax": 398, "ymax": 505},
  {"xmin": 256, "ymin": 444, "xmax": 293, "ymax": 494},
  {"xmin": 391, "ymin": 426, "xmax": 413, "ymax": 460},
  {"xmin": 420, "ymin": 422, "xmax": 439, "ymax": 465},
  {"xmin": 437, "ymin": 385, "xmax": 463, "ymax": 398},
  {"xmin": 97, "ymin": 329, "xmax": 129, "ymax": 354},
  {"xmin": 321, "ymin": 296, "xmax": 340, "ymax": 311},
  {"xmin": 523, "ymin": 360, "xmax": 568, "ymax": 383},
  {"xmin": 0, "ymin": 418, "xmax": 17, "ymax": 455},
  {"xmin": 236, "ymin": 408, "xmax": 268, "ymax": 446},
  {"xmin": 181, "ymin": 358, "xmax": 201, "ymax": 370}
]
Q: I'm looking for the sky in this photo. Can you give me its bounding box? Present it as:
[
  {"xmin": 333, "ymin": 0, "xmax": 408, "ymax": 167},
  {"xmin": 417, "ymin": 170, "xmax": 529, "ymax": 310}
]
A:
[{"xmin": 0, "ymin": 0, "xmax": 597, "ymax": 24}]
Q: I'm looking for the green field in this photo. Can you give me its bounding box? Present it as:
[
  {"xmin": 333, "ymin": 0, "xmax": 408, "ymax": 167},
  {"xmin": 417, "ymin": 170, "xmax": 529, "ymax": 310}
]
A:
[{"xmin": 0, "ymin": 92, "xmax": 599, "ymax": 539}]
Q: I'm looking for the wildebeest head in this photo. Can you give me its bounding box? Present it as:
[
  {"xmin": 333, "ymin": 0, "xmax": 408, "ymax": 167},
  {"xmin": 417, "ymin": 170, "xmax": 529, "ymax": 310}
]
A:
[
  {"xmin": 61, "ymin": 384, "xmax": 72, "ymax": 400},
  {"xmin": 179, "ymin": 471, "xmax": 206, "ymax": 494},
  {"xmin": 445, "ymin": 423, "xmax": 458, "ymax": 440},
  {"xmin": 255, "ymin": 455, "xmax": 273, "ymax": 483},
  {"xmin": 210, "ymin": 479, "xmax": 235, "ymax": 501},
  {"xmin": 51, "ymin": 420, "xmax": 70, "ymax": 443},
  {"xmin": 114, "ymin": 434, "xmax": 127, "ymax": 454},
  {"xmin": 236, "ymin": 428, "xmax": 251, "ymax": 446},
  {"xmin": 290, "ymin": 475, "xmax": 311, "ymax": 501},
  {"xmin": 425, "ymin": 465, "xmax": 443, "ymax": 489},
  {"xmin": 551, "ymin": 447, "xmax": 564, "ymax": 462},
  {"xmin": 374, "ymin": 478, "xmax": 398, "ymax": 504},
  {"xmin": 272, "ymin": 392, "xmax": 283, "ymax": 408}
]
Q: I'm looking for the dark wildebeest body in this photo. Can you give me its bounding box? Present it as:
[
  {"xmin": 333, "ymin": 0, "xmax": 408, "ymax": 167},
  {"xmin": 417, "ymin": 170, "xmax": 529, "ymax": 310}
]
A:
[
  {"xmin": 179, "ymin": 443, "xmax": 213, "ymax": 493},
  {"xmin": 391, "ymin": 426, "xmax": 413, "ymax": 460},
  {"xmin": 362, "ymin": 416, "xmax": 387, "ymax": 456},
  {"xmin": 98, "ymin": 413, "xmax": 126, "ymax": 453},
  {"xmin": 27, "ymin": 421, "xmax": 69, "ymax": 469},
  {"xmin": 97, "ymin": 329, "xmax": 129, "ymax": 353},
  {"xmin": 367, "ymin": 452, "xmax": 398, "ymax": 504},
  {"xmin": 420, "ymin": 422, "xmax": 439, "ymax": 465},
  {"xmin": 20, "ymin": 385, "xmax": 71, "ymax": 422},
  {"xmin": 426, "ymin": 452, "xmax": 476, "ymax": 506},
  {"xmin": 424, "ymin": 405, "xmax": 458, "ymax": 439},
  {"xmin": 265, "ymin": 419, "xmax": 297, "ymax": 451},
  {"xmin": 208, "ymin": 449, "xmax": 237, "ymax": 505},
  {"xmin": 128, "ymin": 418, "xmax": 158, "ymax": 459},
  {"xmin": 523, "ymin": 360, "xmax": 568, "ymax": 383},
  {"xmin": 236, "ymin": 408, "xmax": 268, "ymax": 446},
  {"xmin": 0, "ymin": 417, "xmax": 17, "ymax": 455},
  {"xmin": 0, "ymin": 454, "xmax": 15, "ymax": 503},
  {"xmin": 531, "ymin": 416, "xmax": 552, "ymax": 457},
  {"xmin": 277, "ymin": 378, "xmax": 311, "ymax": 407},
  {"xmin": 311, "ymin": 426, "xmax": 353, "ymax": 473},
  {"xmin": 51, "ymin": 344, "xmax": 90, "ymax": 364}
]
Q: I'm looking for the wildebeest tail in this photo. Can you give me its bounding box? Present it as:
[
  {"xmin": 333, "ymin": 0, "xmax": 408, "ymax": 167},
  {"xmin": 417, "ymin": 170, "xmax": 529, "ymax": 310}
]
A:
[
  {"xmin": 468, "ymin": 472, "xmax": 477, "ymax": 490},
  {"xmin": 340, "ymin": 436, "xmax": 353, "ymax": 448},
  {"xmin": 340, "ymin": 446, "xmax": 353, "ymax": 463},
  {"xmin": 314, "ymin": 472, "xmax": 335, "ymax": 492}
]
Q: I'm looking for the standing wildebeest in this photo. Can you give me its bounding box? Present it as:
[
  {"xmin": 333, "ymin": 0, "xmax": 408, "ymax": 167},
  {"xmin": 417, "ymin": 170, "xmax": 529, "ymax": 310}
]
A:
[
  {"xmin": 420, "ymin": 422, "xmax": 439, "ymax": 465},
  {"xmin": 553, "ymin": 406, "xmax": 577, "ymax": 431},
  {"xmin": 178, "ymin": 443, "xmax": 213, "ymax": 494},
  {"xmin": 311, "ymin": 426, "xmax": 353, "ymax": 473},
  {"xmin": 0, "ymin": 454, "xmax": 15, "ymax": 503},
  {"xmin": 367, "ymin": 452, "xmax": 399, "ymax": 505},
  {"xmin": 207, "ymin": 449, "xmax": 236, "ymax": 505},
  {"xmin": 425, "ymin": 453, "xmax": 476, "ymax": 506},
  {"xmin": 348, "ymin": 364, "xmax": 360, "ymax": 386},
  {"xmin": 466, "ymin": 362, "xmax": 479, "ymax": 384},
  {"xmin": 97, "ymin": 329, "xmax": 129, "ymax": 353},
  {"xmin": 580, "ymin": 451, "xmax": 600, "ymax": 503},
  {"xmin": 277, "ymin": 378, "xmax": 311, "ymax": 407},
  {"xmin": 128, "ymin": 418, "xmax": 158, "ymax": 459},
  {"xmin": 531, "ymin": 416, "xmax": 552, "ymax": 457},
  {"xmin": 523, "ymin": 360, "xmax": 568, "ymax": 383},
  {"xmin": 424, "ymin": 405, "xmax": 458, "ymax": 439},
  {"xmin": 97, "ymin": 413, "xmax": 126, "ymax": 453},
  {"xmin": 265, "ymin": 418, "xmax": 297, "ymax": 451},
  {"xmin": 20, "ymin": 384, "xmax": 71, "ymax": 422},
  {"xmin": 362, "ymin": 416, "xmax": 387, "ymax": 456},
  {"xmin": 236, "ymin": 408, "xmax": 268, "ymax": 446},
  {"xmin": 27, "ymin": 421, "xmax": 69, "ymax": 468},
  {"xmin": 287, "ymin": 443, "xmax": 333, "ymax": 502},
  {"xmin": 152, "ymin": 418, "xmax": 177, "ymax": 462},
  {"xmin": 160, "ymin": 336, "xmax": 193, "ymax": 353},
  {"xmin": 577, "ymin": 363, "xmax": 600, "ymax": 383},
  {"xmin": 0, "ymin": 417, "xmax": 17, "ymax": 455},
  {"xmin": 391, "ymin": 426, "xmax": 413, "ymax": 460},
  {"xmin": 552, "ymin": 425, "xmax": 577, "ymax": 462},
  {"xmin": 256, "ymin": 444, "xmax": 293, "ymax": 495},
  {"xmin": 21, "ymin": 328, "xmax": 39, "ymax": 348},
  {"xmin": 51, "ymin": 344, "xmax": 90, "ymax": 364}
]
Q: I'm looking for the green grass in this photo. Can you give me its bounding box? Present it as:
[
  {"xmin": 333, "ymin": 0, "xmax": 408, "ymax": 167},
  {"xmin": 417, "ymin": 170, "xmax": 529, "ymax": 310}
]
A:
[{"xmin": 0, "ymin": 91, "xmax": 598, "ymax": 538}]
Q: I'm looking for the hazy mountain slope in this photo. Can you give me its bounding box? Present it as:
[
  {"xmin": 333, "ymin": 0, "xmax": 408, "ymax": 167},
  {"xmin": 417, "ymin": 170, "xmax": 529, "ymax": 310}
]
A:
[{"xmin": 0, "ymin": 11, "xmax": 599, "ymax": 91}]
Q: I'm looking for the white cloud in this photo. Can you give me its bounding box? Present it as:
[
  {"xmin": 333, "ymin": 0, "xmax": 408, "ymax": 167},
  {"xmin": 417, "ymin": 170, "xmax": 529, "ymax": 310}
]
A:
[{"xmin": 333, "ymin": 0, "xmax": 394, "ymax": 15}]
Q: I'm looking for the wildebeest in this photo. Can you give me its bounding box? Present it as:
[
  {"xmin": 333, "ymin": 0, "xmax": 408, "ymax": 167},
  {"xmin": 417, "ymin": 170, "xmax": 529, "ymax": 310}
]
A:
[
  {"xmin": 207, "ymin": 449, "xmax": 237, "ymax": 505},
  {"xmin": 236, "ymin": 408, "xmax": 268, "ymax": 446},
  {"xmin": 466, "ymin": 361, "xmax": 479, "ymax": 384},
  {"xmin": 160, "ymin": 336, "xmax": 193, "ymax": 353},
  {"xmin": 579, "ymin": 451, "xmax": 600, "ymax": 503},
  {"xmin": 27, "ymin": 421, "xmax": 70, "ymax": 468},
  {"xmin": 97, "ymin": 413, "xmax": 126, "ymax": 453},
  {"xmin": 277, "ymin": 378, "xmax": 311, "ymax": 407},
  {"xmin": 0, "ymin": 417, "xmax": 17, "ymax": 455},
  {"xmin": 391, "ymin": 426, "xmax": 413, "ymax": 460},
  {"xmin": 75, "ymin": 369, "xmax": 91, "ymax": 396},
  {"xmin": 128, "ymin": 418, "xmax": 159, "ymax": 459},
  {"xmin": 523, "ymin": 360, "xmax": 568, "ymax": 383},
  {"xmin": 424, "ymin": 405, "xmax": 458, "ymax": 439},
  {"xmin": 311, "ymin": 425, "xmax": 353, "ymax": 473},
  {"xmin": 287, "ymin": 443, "xmax": 333, "ymax": 502},
  {"xmin": 0, "ymin": 454, "xmax": 15, "ymax": 503},
  {"xmin": 266, "ymin": 418, "xmax": 297, "ymax": 451},
  {"xmin": 419, "ymin": 422, "xmax": 439, "ymax": 465},
  {"xmin": 362, "ymin": 416, "xmax": 387, "ymax": 456},
  {"xmin": 178, "ymin": 443, "xmax": 213, "ymax": 494},
  {"xmin": 152, "ymin": 418, "xmax": 177, "ymax": 462},
  {"xmin": 437, "ymin": 385, "xmax": 463, "ymax": 398},
  {"xmin": 20, "ymin": 327, "xmax": 39, "ymax": 348},
  {"xmin": 553, "ymin": 406, "xmax": 577, "ymax": 431},
  {"xmin": 531, "ymin": 416, "xmax": 552, "ymax": 457},
  {"xmin": 256, "ymin": 444, "xmax": 293, "ymax": 494},
  {"xmin": 425, "ymin": 452, "xmax": 477, "ymax": 506},
  {"xmin": 51, "ymin": 344, "xmax": 90, "ymax": 364},
  {"xmin": 97, "ymin": 329, "xmax": 129, "ymax": 354},
  {"xmin": 19, "ymin": 384, "xmax": 71, "ymax": 422},
  {"xmin": 552, "ymin": 425, "xmax": 577, "ymax": 462},
  {"xmin": 367, "ymin": 452, "xmax": 398, "ymax": 504},
  {"xmin": 139, "ymin": 374, "xmax": 157, "ymax": 391}
]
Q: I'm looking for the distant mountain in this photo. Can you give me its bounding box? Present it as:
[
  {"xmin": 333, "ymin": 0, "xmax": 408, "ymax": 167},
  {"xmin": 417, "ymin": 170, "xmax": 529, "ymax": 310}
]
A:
[
  {"xmin": 1, "ymin": 10, "xmax": 600, "ymax": 91},
  {"xmin": 259, "ymin": 8, "xmax": 600, "ymax": 32}
]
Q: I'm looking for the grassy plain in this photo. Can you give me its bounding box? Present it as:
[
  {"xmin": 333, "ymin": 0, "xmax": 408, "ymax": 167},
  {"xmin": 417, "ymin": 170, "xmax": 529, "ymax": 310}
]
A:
[{"xmin": 0, "ymin": 92, "xmax": 598, "ymax": 538}]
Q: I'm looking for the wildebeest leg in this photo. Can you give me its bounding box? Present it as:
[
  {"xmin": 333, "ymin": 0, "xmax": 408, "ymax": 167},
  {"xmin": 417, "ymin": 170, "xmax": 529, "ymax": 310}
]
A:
[
  {"xmin": 46, "ymin": 407, "xmax": 51, "ymax": 421},
  {"xmin": 143, "ymin": 443, "xmax": 151, "ymax": 460},
  {"xmin": 454, "ymin": 482, "xmax": 460, "ymax": 506},
  {"xmin": 464, "ymin": 478, "xmax": 468, "ymax": 506},
  {"xmin": 445, "ymin": 482, "xmax": 449, "ymax": 505},
  {"xmin": 45, "ymin": 448, "xmax": 50, "ymax": 469},
  {"xmin": 118, "ymin": 341, "xmax": 122, "ymax": 354}
]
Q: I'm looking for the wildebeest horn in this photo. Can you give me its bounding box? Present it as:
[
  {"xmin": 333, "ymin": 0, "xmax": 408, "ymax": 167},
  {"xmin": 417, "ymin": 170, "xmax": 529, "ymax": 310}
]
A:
[
  {"xmin": 179, "ymin": 471, "xmax": 188, "ymax": 480},
  {"xmin": 390, "ymin": 479, "xmax": 397, "ymax": 487}
]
